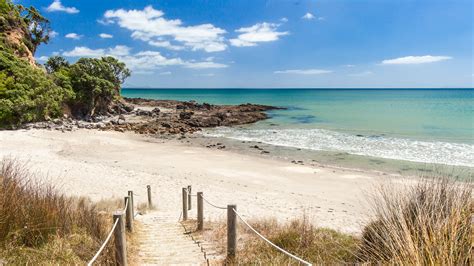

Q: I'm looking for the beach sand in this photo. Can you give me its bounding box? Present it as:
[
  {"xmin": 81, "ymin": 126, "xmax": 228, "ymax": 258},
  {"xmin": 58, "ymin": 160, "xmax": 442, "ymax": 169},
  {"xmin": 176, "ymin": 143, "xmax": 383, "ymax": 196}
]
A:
[{"xmin": 0, "ymin": 129, "xmax": 405, "ymax": 234}]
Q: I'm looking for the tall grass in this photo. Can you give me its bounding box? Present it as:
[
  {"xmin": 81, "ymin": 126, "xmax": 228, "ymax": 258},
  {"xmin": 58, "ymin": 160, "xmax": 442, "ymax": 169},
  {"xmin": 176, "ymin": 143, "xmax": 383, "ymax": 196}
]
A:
[
  {"xmin": 0, "ymin": 159, "xmax": 115, "ymax": 264},
  {"xmin": 359, "ymin": 177, "xmax": 472, "ymax": 264},
  {"xmin": 198, "ymin": 177, "xmax": 472, "ymax": 265}
]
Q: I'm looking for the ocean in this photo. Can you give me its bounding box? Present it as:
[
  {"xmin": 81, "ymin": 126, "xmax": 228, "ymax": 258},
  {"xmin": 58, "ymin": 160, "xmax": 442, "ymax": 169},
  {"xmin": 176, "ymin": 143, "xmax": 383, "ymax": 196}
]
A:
[{"xmin": 122, "ymin": 89, "xmax": 474, "ymax": 168}]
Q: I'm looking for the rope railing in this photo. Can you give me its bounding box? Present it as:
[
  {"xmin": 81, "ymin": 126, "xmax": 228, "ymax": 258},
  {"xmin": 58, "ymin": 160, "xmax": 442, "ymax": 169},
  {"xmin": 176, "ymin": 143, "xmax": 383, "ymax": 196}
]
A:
[
  {"xmin": 86, "ymin": 186, "xmax": 154, "ymax": 265},
  {"xmin": 233, "ymin": 208, "xmax": 312, "ymax": 266},
  {"xmin": 181, "ymin": 185, "xmax": 313, "ymax": 265},
  {"xmin": 87, "ymin": 218, "xmax": 120, "ymax": 266},
  {"xmin": 201, "ymin": 195, "xmax": 227, "ymax": 210}
]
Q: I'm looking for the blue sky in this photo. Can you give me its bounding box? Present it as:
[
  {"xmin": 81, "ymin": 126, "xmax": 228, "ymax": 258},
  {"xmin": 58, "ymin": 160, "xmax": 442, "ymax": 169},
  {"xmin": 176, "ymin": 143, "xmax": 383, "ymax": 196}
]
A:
[{"xmin": 19, "ymin": 0, "xmax": 474, "ymax": 88}]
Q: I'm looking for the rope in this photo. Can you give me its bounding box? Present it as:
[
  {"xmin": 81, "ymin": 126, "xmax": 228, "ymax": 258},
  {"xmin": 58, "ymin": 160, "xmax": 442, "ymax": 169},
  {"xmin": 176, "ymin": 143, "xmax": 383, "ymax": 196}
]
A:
[
  {"xmin": 233, "ymin": 209, "xmax": 312, "ymax": 266},
  {"xmin": 87, "ymin": 218, "xmax": 120, "ymax": 266},
  {"xmin": 123, "ymin": 198, "xmax": 129, "ymax": 212},
  {"xmin": 88, "ymin": 198, "xmax": 129, "ymax": 265},
  {"xmin": 201, "ymin": 196, "xmax": 227, "ymax": 210}
]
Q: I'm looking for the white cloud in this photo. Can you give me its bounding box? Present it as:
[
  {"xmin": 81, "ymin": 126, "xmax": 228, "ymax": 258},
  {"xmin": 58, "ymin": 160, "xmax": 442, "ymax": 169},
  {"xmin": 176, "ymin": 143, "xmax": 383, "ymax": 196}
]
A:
[
  {"xmin": 159, "ymin": 71, "xmax": 172, "ymax": 75},
  {"xmin": 195, "ymin": 73, "xmax": 215, "ymax": 77},
  {"xmin": 108, "ymin": 45, "xmax": 131, "ymax": 56},
  {"xmin": 50, "ymin": 30, "xmax": 59, "ymax": 38},
  {"xmin": 65, "ymin": 33, "xmax": 82, "ymax": 40},
  {"xmin": 148, "ymin": 40, "xmax": 184, "ymax": 51},
  {"xmin": 280, "ymin": 17, "xmax": 288, "ymax": 23},
  {"xmin": 103, "ymin": 6, "xmax": 227, "ymax": 52},
  {"xmin": 230, "ymin": 22, "xmax": 289, "ymax": 47},
  {"xmin": 46, "ymin": 0, "xmax": 79, "ymax": 14},
  {"xmin": 349, "ymin": 71, "xmax": 373, "ymax": 77},
  {"xmin": 36, "ymin": 56, "xmax": 49, "ymax": 62},
  {"xmin": 302, "ymin": 13, "xmax": 315, "ymax": 20},
  {"xmin": 63, "ymin": 46, "xmax": 105, "ymax": 57},
  {"xmin": 343, "ymin": 64, "xmax": 356, "ymax": 67},
  {"xmin": 99, "ymin": 33, "xmax": 113, "ymax": 39},
  {"xmin": 274, "ymin": 69, "xmax": 332, "ymax": 75},
  {"xmin": 62, "ymin": 46, "xmax": 228, "ymax": 72},
  {"xmin": 381, "ymin": 55, "xmax": 452, "ymax": 65}
]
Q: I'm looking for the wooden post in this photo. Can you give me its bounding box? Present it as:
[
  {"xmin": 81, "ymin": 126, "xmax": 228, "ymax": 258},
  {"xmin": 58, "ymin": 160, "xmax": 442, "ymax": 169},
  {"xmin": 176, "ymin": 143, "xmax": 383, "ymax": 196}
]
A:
[
  {"xmin": 182, "ymin": 187, "xmax": 188, "ymax": 221},
  {"xmin": 124, "ymin": 196, "xmax": 133, "ymax": 232},
  {"xmin": 128, "ymin": 191, "xmax": 134, "ymax": 219},
  {"xmin": 147, "ymin": 185, "xmax": 153, "ymax": 209},
  {"xmin": 197, "ymin": 192, "xmax": 203, "ymax": 230},
  {"xmin": 227, "ymin": 204, "xmax": 237, "ymax": 259},
  {"xmin": 187, "ymin": 185, "xmax": 192, "ymax": 210},
  {"xmin": 113, "ymin": 211, "xmax": 128, "ymax": 266}
]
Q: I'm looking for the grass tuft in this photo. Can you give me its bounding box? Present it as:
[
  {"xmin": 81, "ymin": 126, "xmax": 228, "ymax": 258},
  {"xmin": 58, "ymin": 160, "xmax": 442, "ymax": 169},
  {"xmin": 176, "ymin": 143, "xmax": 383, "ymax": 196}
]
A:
[{"xmin": 358, "ymin": 177, "xmax": 472, "ymax": 264}]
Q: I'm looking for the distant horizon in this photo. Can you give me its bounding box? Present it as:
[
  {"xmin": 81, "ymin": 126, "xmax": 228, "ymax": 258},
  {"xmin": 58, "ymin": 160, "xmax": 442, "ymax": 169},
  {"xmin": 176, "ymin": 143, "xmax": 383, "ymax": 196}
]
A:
[{"xmin": 122, "ymin": 87, "xmax": 474, "ymax": 90}]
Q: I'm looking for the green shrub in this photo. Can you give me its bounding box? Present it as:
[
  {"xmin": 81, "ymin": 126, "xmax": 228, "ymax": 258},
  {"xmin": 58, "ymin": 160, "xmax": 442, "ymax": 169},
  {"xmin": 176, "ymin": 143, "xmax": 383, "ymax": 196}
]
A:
[{"xmin": 0, "ymin": 51, "xmax": 73, "ymax": 127}]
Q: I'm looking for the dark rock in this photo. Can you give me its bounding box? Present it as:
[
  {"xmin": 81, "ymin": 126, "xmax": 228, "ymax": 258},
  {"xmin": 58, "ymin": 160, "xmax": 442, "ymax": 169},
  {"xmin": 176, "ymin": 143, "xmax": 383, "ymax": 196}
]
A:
[{"xmin": 179, "ymin": 111, "xmax": 194, "ymax": 120}]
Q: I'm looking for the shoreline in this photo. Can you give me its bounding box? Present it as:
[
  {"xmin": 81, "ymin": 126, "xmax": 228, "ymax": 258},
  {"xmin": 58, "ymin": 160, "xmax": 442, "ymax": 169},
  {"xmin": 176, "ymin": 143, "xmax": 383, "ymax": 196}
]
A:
[
  {"xmin": 1, "ymin": 99, "xmax": 471, "ymax": 235},
  {"xmin": 0, "ymin": 128, "xmax": 407, "ymax": 234}
]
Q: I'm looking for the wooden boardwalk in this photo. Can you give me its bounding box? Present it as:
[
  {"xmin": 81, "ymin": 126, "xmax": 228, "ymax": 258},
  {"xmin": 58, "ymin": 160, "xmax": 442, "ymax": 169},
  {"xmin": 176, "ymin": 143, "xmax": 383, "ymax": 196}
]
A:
[{"xmin": 135, "ymin": 211, "xmax": 206, "ymax": 265}]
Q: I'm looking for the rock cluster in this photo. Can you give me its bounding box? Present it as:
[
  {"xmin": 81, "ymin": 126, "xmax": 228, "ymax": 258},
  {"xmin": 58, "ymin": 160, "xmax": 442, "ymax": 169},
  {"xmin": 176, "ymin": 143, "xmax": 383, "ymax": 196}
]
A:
[{"xmin": 22, "ymin": 98, "xmax": 283, "ymax": 136}]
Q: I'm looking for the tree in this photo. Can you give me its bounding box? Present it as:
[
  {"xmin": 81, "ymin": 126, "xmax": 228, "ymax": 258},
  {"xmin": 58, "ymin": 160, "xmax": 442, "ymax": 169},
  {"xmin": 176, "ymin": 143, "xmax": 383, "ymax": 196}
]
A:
[
  {"xmin": 22, "ymin": 6, "xmax": 51, "ymax": 54},
  {"xmin": 45, "ymin": 56, "xmax": 69, "ymax": 74},
  {"xmin": 68, "ymin": 57, "xmax": 130, "ymax": 116}
]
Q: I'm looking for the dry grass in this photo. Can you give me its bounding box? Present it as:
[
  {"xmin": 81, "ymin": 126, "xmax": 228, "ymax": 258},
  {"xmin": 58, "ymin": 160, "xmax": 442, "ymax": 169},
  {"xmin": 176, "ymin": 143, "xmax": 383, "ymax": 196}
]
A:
[
  {"xmin": 359, "ymin": 177, "xmax": 473, "ymax": 264},
  {"xmin": 191, "ymin": 177, "xmax": 472, "ymax": 265},
  {"xmin": 0, "ymin": 158, "xmax": 118, "ymax": 264},
  {"xmin": 190, "ymin": 216, "xmax": 358, "ymax": 265}
]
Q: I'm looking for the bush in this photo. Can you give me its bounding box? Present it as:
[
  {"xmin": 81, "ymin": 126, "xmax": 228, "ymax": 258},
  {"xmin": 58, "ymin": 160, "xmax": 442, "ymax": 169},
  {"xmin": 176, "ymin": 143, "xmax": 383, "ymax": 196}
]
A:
[
  {"xmin": 358, "ymin": 178, "xmax": 472, "ymax": 264},
  {"xmin": 0, "ymin": 51, "xmax": 73, "ymax": 127}
]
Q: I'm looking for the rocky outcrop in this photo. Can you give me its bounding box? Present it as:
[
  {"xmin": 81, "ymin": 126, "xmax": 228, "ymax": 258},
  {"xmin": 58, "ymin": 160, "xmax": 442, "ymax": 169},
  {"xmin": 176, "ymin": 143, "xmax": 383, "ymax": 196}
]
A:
[{"xmin": 22, "ymin": 97, "xmax": 284, "ymax": 136}]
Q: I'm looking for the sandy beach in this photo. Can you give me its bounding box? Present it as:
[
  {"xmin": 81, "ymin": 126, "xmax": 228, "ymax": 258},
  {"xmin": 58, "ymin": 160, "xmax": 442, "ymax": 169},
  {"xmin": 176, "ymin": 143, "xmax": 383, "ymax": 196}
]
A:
[{"xmin": 0, "ymin": 129, "xmax": 406, "ymax": 234}]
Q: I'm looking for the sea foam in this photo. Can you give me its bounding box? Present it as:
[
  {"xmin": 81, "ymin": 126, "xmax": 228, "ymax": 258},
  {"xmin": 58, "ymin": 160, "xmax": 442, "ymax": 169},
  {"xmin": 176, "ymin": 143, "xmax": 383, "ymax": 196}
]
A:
[{"xmin": 204, "ymin": 127, "xmax": 474, "ymax": 167}]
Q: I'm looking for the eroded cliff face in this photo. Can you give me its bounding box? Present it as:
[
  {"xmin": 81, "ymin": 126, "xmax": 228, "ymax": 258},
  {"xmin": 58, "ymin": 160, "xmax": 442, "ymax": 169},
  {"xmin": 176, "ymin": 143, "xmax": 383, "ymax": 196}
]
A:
[{"xmin": 4, "ymin": 27, "xmax": 36, "ymax": 65}]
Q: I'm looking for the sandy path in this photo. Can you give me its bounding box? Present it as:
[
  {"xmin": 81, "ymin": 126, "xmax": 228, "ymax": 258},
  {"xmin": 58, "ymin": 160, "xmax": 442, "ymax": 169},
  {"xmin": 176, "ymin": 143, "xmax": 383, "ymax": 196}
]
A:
[
  {"xmin": 135, "ymin": 210, "xmax": 205, "ymax": 265},
  {"xmin": 0, "ymin": 129, "xmax": 400, "ymax": 234}
]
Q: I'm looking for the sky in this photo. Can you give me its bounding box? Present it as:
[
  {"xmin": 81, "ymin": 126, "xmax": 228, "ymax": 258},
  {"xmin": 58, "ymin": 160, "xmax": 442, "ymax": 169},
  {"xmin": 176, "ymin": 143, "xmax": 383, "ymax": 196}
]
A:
[{"xmin": 17, "ymin": 0, "xmax": 474, "ymax": 88}]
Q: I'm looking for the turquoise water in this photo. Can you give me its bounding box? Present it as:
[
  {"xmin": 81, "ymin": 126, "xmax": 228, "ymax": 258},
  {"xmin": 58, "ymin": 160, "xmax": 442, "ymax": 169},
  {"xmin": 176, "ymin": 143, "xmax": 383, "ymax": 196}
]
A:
[{"xmin": 122, "ymin": 89, "xmax": 474, "ymax": 167}]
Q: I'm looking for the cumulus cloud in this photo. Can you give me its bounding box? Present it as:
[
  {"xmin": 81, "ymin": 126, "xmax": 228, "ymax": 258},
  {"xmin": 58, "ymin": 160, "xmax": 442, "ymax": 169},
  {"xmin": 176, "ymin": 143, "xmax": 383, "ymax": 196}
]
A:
[
  {"xmin": 230, "ymin": 22, "xmax": 289, "ymax": 47},
  {"xmin": 381, "ymin": 55, "xmax": 452, "ymax": 65},
  {"xmin": 63, "ymin": 46, "xmax": 105, "ymax": 57},
  {"xmin": 65, "ymin": 33, "xmax": 82, "ymax": 40},
  {"xmin": 103, "ymin": 6, "xmax": 227, "ymax": 52},
  {"xmin": 148, "ymin": 40, "xmax": 184, "ymax": 51},
  {"xmin": 46, "ymin": 0, "xmax": 79, "ymax": 14},
  {"xmin": 274, "ymin": 69, "xmax": 332, "ymax": 75},
  {"xmin": 302, "ymin": 13, "xmax": 315, "ymax": 20},
  {"xmin": 99, "ymin": 33, "xmax": 113, "ymax": 39},
  {"xmin": 62, "ymin": 46, "xmax": 228, "ymax": 72}
]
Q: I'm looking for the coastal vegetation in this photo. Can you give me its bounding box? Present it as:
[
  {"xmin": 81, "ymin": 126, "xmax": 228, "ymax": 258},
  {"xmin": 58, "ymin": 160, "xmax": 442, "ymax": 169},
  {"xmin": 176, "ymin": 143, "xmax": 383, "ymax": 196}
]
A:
[
  {"xmin": 0, "ymin": 159, "xmax": 121, "ymax": 264},
  {"xmin": 0, "ymin": 0, "xmax": 130, "ymax": 128},
  {"xmin": 196, "ymin": 177, "xmax": 472, "ymax": 264}
]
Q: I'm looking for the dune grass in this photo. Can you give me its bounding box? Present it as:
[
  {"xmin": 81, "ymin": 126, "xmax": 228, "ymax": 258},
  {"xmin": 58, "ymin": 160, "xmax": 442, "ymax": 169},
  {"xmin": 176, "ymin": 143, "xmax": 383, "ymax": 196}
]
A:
[
  {"xmin": 191, "ymin": 177, "xmax": 472, "ymax": 265},
  {"xmin": 358, "ymin": 177, "xmax": 472, "ymax": 265},
  {"xmin": 0, "ymin": 159, "xmax": 119, "ymax": 264}
]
